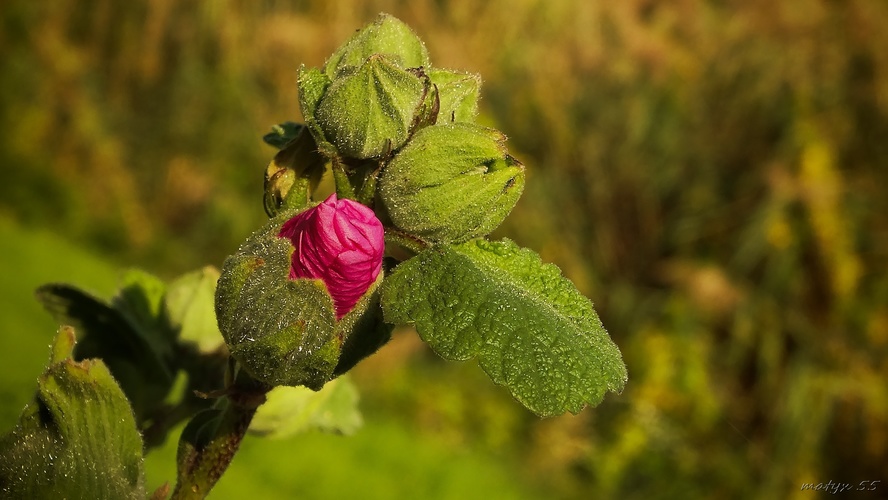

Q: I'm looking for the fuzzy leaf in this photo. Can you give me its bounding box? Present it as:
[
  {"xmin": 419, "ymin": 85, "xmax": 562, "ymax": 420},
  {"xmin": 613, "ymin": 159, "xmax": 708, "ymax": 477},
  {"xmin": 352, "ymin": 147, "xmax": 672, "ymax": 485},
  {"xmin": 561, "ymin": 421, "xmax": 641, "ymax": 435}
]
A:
[
  {"xmin": 35, "ymin": 283, "xmax": 173, "ymax": 421},
  {"xmin": 0, "ymin": 327, "xmax": 145, "ymax": 498},
  {"xmin": 381, "ymin": 239, "xmax": 627, "ymax": 416}
]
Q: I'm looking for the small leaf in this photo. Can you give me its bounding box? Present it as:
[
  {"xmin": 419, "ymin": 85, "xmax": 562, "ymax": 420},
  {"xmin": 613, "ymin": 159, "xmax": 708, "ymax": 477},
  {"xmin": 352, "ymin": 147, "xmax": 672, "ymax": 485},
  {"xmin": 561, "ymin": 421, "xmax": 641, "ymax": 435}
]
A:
[
  {"xmin": 250, "ymin": 375, "xmax": 362, "ymax": 438},
  {"xmin": 263, "ymin": 121, "xmax": 304, "ymax": 149},
  {"xmin": 381, "ymin": 239, "xmax": 628, "ymax": 416},
  {"xmin": 0, "ymin": 327, "xmax": 146, "ymax": 499},
  {"xmin": 113, "ymin": 269, "xmax": 175, "ymax": 358},
  {"xmin": 166, "ymin": 266, "xmax": 225, "ymax": 354},
  {"xmin": 178, "ymin": 407, "xmax": 224, "ymax": 457}
]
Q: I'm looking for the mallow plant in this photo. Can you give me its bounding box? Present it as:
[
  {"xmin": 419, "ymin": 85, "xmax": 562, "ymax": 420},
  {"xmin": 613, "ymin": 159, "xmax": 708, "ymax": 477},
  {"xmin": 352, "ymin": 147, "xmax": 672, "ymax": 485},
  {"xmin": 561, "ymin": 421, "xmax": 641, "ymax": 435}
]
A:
[{"xmin": 0, "ymin": 14, "xmax": 627, "ymax": 499}]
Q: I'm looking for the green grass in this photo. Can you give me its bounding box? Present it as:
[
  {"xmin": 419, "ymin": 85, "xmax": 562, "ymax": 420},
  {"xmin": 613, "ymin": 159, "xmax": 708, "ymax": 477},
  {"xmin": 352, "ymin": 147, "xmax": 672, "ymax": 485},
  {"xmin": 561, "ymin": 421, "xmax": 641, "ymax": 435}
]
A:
[{"xmin": 0, "ymin": 216, "xmax": 541, "ymax": 499}]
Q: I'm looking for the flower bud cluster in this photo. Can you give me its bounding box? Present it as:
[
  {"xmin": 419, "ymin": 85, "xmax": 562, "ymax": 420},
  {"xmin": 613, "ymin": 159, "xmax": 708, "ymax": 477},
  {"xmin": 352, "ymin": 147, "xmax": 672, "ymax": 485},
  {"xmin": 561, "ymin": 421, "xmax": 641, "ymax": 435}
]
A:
[
  {"xmin": 216, "ymin": 13, "xmax": 527, "ymax": 389},
  {"xmin": 298, "ymin": 14, "xmax": 482, "ymax": 160},
  {"xmin": 295, "ymin": 13, "xmax": 523, "ymax": 245}
]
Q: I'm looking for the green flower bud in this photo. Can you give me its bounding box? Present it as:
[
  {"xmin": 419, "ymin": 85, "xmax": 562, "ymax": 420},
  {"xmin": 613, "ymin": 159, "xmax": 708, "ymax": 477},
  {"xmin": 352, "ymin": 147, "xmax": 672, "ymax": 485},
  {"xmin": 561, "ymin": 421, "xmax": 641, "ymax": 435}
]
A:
[
  {"xmin": 323, "ymin": 13, "xmax": 430, "ymax": 79},
  {"xmin": 315, "ymin": 54, "xmax": 429, "ymax": 159},
  {"xmin": 429, "ymin": 68, "xmax": 481, "ymax": 123},
  {"xmin": 378, "ymin": 122, "xmax": 525, "ymax": 243}
]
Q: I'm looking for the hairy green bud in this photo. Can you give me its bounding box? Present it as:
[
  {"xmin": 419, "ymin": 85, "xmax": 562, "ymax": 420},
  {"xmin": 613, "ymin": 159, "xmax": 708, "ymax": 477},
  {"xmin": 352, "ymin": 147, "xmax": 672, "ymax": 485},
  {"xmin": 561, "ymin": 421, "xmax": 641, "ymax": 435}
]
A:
[
  {"xmin": 315, "ymin": 54, "xmax": 429, "ymax": 159},
  {"xmin": 324, "ymin": 13, "xmax": 430, "ymax": 79},
  {"xmin": 378, "ymin": 123, "xmax": 525, "ymax": 243}
]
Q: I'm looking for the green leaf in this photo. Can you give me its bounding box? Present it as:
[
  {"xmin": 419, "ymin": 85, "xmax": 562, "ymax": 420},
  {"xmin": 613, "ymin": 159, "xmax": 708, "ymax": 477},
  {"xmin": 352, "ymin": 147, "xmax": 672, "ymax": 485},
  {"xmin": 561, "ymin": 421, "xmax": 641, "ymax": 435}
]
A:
[
  {"xmin": 166, "ymin": 266, "xmax": 225, "ymax": 354},
  {"xmin": 250, "ymin": 375, "xmax": 362, "ymax": 438},
  {"xmin": 35, "ymin": 283, "xmax": 173, "ymax": 421},
  {"xmin": 381, "ymin": 239, "xmax": 627, "ymax": 416},
  {"xmin": 263, "ymin": 121, "xmax": 304, "ymax": 149},
  {"xmin": 113, "ymin": 268, "xmax": 175, "ymax": 358},
  {"xmin": 0, "ymin": 327, "xmax": 145, "ymax": 498}
]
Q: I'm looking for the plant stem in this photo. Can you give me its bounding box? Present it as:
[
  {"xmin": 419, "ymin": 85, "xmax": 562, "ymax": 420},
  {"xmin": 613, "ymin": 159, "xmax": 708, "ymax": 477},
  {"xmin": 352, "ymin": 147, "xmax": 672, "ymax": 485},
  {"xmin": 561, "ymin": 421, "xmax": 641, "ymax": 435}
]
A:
[{"xmin": 170, "ymin": 370, "xmax": 269, "ymax": 499}]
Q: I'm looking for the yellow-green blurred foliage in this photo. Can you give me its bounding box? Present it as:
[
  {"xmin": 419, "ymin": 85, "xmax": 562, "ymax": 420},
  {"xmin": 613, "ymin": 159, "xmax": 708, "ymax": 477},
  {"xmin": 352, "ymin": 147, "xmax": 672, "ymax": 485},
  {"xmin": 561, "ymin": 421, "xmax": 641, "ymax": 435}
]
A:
[{"xmin": 2, "ymin": 1, "xmax": 887, "ymax": 498}]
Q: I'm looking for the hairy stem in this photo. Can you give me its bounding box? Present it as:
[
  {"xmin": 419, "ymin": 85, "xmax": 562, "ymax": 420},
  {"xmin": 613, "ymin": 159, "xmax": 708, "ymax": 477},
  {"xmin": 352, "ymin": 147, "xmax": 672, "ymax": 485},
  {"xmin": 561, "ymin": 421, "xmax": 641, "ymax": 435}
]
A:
[{"xmin": 170, "ymin": 369, "xmax": 269, "ymax": 499}]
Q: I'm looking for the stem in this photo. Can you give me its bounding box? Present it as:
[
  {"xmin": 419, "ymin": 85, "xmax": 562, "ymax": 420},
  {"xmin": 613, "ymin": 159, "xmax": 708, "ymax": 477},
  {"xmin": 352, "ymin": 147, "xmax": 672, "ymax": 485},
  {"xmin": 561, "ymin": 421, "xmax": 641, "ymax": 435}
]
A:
[
  {"xmin": 332, "ymin": 156, "xmax": 357, "ymax": 200},
  {"xmin": 384, "ymin": 227, "xmax": 429, "ymax": 257},
  {"xmin": 170, "ymin": 369, "xmax": 269, "ymax": 499}
]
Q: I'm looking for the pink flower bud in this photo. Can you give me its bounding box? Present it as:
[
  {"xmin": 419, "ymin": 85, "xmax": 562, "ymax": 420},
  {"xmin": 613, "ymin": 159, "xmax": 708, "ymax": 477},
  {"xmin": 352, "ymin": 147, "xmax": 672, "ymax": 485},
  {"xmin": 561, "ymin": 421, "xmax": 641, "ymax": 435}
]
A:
[{"xmin": 278, "ymin": 193, "xmax": 384, "ymax": 319}]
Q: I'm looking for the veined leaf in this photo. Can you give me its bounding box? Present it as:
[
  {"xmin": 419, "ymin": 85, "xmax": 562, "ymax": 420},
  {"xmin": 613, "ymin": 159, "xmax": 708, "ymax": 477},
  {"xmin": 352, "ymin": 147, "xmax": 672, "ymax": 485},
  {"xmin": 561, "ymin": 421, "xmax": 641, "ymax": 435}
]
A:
[{"xmin": 381, "ymin": 238, "xmax": 627, "ymax": 416}]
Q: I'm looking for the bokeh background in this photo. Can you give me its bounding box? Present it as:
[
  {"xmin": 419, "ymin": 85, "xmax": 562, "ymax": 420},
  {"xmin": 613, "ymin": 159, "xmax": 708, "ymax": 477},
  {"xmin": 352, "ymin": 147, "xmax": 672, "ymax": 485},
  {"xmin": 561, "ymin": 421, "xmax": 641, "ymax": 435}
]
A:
[{"xmin": 2, "ymin": 1, "xmax": 887, "ymax": 498}]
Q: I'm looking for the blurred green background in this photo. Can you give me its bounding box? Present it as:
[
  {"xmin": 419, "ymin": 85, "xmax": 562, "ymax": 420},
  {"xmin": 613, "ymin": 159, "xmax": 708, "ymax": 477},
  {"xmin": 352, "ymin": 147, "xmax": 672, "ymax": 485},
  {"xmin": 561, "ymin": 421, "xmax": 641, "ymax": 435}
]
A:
[{"xmin": 2, "ymin": 1, "xmax": 887, "ymax": 498}]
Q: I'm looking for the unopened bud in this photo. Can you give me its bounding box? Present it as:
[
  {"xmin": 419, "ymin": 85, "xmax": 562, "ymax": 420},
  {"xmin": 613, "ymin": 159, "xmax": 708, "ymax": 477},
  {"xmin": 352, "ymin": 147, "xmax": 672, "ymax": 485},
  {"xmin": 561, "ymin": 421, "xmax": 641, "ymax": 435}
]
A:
[
  {"xmin": 263, "ymin": 126, "xmax": 326, "ymax": 216},
  {"xmin": 378, "ymin": 123, "xmax": 525, "ymax": 243},
  {"xmin": 215, "ymin": 195, "xmax": 385, "ymax": 389},
  {"xmin": 278, "ymin": 194, "xmax": 385, "ymax": 319},
  {"xmin": 324, "ymin": 13, "xmax": 430, "ymax": 79},
  {"xmin": 314, "ymin": 54, "xmax": 428, "ymax": 159}
]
